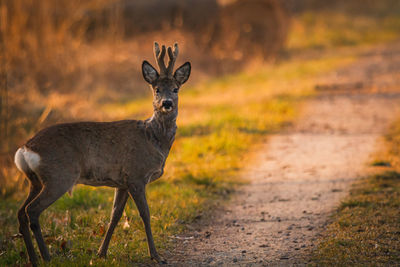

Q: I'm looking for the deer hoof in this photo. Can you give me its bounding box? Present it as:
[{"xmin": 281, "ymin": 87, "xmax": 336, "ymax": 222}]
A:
[
  {"xmin": 151, "ymin": 254, "xmax": 167, "ymax": 264},
  {"xmin": 42, "ymin": 253, "xmax": 51, "ymax": 262},
  {"xmin": 97, "ymin": 251, "xmax": 107, "ymax": 258}
]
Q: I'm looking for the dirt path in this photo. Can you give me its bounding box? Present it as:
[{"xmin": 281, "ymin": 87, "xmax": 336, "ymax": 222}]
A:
[{"xmin": 167, "ymin": 43, "xmax": 400, "ymax": 266}]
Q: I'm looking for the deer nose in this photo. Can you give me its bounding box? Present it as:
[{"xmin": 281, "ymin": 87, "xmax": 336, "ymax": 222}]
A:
[{"xmin": 162, "ymin": 100, "xmax": 173, "ymax": 109}]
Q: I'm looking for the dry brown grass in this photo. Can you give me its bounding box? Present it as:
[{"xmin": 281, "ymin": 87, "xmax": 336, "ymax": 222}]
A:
[{"xmin": 0, "ymin": 0, "xmax": 122, "ymax": 197}]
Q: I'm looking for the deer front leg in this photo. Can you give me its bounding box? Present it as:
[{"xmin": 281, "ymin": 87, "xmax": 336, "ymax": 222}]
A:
[
  {"xmin": 98, "ymin": 188, "xmax": 128, "ymax": 257},
  {"xmin": 128, "ymin": 184, "xmax": 166, "ymax": 264}
]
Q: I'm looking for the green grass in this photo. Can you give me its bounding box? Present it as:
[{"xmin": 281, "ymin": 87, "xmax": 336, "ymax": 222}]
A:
[
  {"xmin": 311, "ymin": 120, "xmax": 400, "ymax": 266},
  {"xmin": 288, "ymin": 11, "xmax": 400, "ymax": 51},
  {"xmin": 0, "ymin": 52, "xmax": 355, "ymax": 266}
]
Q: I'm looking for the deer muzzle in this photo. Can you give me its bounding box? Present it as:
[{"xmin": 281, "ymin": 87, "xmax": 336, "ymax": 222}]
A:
[{"xmin": 161, "ymin": 99, "xmax": 173, "ymax": 112}]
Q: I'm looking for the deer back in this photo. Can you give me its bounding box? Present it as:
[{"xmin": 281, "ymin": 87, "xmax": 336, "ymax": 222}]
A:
[{"xmin": 24, "ymin": 120, "xmax": 166, "ymax": 187}]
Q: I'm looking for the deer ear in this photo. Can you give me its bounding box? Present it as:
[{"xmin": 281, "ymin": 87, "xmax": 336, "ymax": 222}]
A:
[
  {"xmin": 174, "ymin": 62, "xmax": 191, "ymax": 85},
  {"xmin": 142, "ymin": 61, "xmax": 159, "ymax": 84}
]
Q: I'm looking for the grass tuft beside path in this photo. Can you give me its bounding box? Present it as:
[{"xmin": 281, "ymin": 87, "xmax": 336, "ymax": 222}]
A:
[{"xmin": 312, "ymin": 119, "xmax": 400, "ymax": 266}]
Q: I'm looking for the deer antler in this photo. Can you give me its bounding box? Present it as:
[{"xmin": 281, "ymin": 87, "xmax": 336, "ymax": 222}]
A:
[
  {"xmin": 154, "ymin": 42, "xmax": 179, "ymax": 77},
  {"xmin": 154, "ymin": 42, "xmax": 167, "ymax": 75},
  {"xmin": 166, "ymin": 43, "xmax": 179, "ymax": 76}
]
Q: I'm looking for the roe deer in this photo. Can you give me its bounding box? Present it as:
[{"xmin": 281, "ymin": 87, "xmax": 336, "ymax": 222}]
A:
[{"xmin": 14, "ymin": 42, "xmax": 191, "ymax": 266}]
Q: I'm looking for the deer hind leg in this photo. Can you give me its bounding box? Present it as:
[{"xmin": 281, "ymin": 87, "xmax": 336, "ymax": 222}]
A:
[
  {"xmin": 128, "ymin": 184, "xmax": 166, "ymax": 264},
  {"xmin": 25, "ymin": 169, "xmax": 78, "ymax": 262},
  {"xmin": 98, "ymin": 188, "xmax": 128, "ymax": 257},
  {"xmin": 18, "ymin": 171, "xmax": 42, "ymax": 266}
]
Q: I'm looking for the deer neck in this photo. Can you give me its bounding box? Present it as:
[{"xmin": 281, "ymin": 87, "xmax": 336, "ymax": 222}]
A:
[{"xmin": 146, "ymin": 110, "xmax": 177, "ymax": 154}]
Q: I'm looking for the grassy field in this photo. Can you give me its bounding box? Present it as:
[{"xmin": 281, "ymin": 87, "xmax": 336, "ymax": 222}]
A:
[
  {"xmin": 288, "ymin": 11, "xmax": 400, "ymax": 51},
  {"xmin": 311, "ymin": 119, "xmax": 400, "ymax": 265},
  {"xmin": 0, "ymin": 53, "xmax": 355, "ymax": 266}
]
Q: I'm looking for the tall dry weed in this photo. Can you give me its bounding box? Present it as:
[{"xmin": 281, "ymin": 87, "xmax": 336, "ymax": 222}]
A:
[{"xmin": 0, "ymin": 0, "xmax": 122, "ymax": 198}]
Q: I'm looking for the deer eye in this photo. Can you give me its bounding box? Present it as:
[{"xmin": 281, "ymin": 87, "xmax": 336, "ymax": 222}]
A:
[
  {"xmin": 173, "ymin": 88, "xmax": 179, "ymax": 93},
  {"xmin": 155, "ymin": 88, "xmax": 160, "ymax": 94}
]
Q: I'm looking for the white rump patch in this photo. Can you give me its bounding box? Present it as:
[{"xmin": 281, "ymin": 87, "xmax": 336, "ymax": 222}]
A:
[
  {"xmin": 14, "ymin": 147, "xmax": 41, "ymax": 173},
  {"xmin": 14, "ymin": 148, "xmax": 28, "ymax": 173},
  {"xmin": 24, "ymin": 148, "xmax": 41, "ymax": 171}
]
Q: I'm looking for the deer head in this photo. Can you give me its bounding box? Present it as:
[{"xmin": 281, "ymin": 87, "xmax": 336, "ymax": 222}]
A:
[{"xmin": 142, "ymin": 42, "xmax": 191, "ymax": 116}]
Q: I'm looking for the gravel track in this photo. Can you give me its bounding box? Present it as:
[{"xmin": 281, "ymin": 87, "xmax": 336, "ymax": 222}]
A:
[{"xmin": 167, "ymin": 43, "xmax": 400, "ymax": 266}]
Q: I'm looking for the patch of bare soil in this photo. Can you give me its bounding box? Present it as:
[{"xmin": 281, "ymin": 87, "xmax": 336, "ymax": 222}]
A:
[{"xmin": 167, "ymin": 42, "xmax": 400, "ymax": 266}]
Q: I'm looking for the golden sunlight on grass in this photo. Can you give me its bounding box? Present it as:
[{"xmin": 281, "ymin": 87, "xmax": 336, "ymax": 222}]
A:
[{"xmin": 288, "ymin": 11, "xmax": 400, "ymax": 51}]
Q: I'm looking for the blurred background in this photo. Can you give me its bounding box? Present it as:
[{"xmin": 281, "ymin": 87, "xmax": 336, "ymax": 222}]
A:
[{"xmin": 1, "ymin": 0, "xmax": 400, "ymax": 198}]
